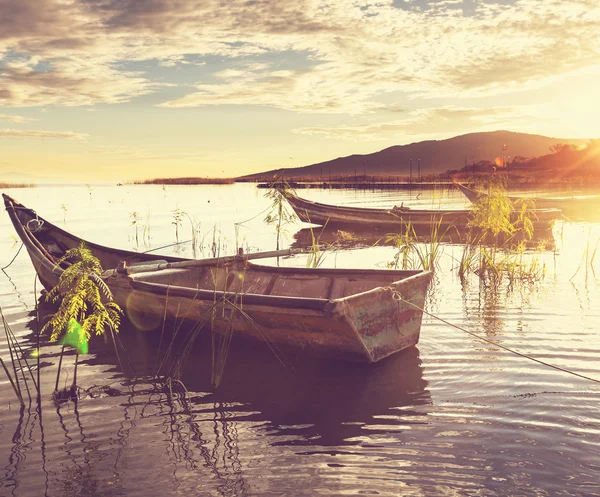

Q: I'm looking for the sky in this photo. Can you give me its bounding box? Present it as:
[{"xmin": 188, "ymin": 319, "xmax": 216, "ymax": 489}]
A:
[{"xmin": 1, "ymin": 0, "xmax": 599, "ymax": 182}]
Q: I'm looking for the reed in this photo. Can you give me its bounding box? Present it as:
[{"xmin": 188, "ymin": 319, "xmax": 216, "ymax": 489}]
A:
[
  {"xmin": 172, "ymin": 208, "xmax": 184, "ymax": 244},
  {"xmin": 130, "ymin": 211, "xmax": 142, "ymax": 247},
  {"xmin": 386, "ymin": 217, "xmax": 450, "ymax": 272},
  {"xmin": 570, "ymin": 230, "xmax": 600, "ymax": 281},
  {"xmin": 0, "ymin": 305, "xmax": 38, "ymax": 405},
  {"xmin": 457, "ymin": 178, "xmax": 547, "ymax": 287},
  {"xmin": 264, "ymin": 179, "xmax": 297, "ymax": 252}
]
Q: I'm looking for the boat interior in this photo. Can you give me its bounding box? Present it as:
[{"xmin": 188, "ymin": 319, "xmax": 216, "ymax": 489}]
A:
[{"xmin": 132, "ymin": 264, "xmax": 419, "ymax": 300}]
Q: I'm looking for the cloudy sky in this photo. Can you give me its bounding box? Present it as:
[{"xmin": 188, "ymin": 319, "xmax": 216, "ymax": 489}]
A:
[{"xmin": 1, "ymin": 0, "xmax": 599, "ymax": 181}]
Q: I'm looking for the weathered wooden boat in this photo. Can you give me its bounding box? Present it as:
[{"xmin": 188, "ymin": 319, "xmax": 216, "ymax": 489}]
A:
[
  {"xmin": 455, "ymin": 183, "xmax": 600, "ymax": 219},
  {"xmin": 3, "ymin": 193, "xmax": 433, "ymax": 363},
  {"xmin": 284, "ymin": 191, "xmax": 562, "ymax": 230}
]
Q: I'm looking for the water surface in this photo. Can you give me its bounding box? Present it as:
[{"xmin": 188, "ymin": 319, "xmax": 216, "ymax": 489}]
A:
[{"xmin": 1, "ymin": 184, "xmax": 599, "ymax": 496}]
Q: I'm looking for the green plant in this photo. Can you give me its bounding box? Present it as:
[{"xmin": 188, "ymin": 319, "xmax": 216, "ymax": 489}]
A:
[
  {"xmin": 385, "ymin": 218, "xmax": 448, "ymax": 271},
  {"xmin": 41, "ymin": 243, "xmax": 122, "ymax": 397},
  {"xmin": 386, "ymin": 223, "xmax": 417, "ymax": 270}
]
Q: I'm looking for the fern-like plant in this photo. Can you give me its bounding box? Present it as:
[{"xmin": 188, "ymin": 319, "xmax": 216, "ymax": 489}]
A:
[{"xmin": 42, "ymin": 242, "xmax": 122, "ymax": 395}]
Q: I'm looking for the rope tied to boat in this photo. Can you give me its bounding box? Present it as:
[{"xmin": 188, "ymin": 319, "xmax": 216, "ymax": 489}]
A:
[
  {"xmin": 392, "ymin": 292, "xmax": 600, "ymax": 385},
  {"xmin": 26, "ymin": 218, "xmax": 44, "ymax": 233}
]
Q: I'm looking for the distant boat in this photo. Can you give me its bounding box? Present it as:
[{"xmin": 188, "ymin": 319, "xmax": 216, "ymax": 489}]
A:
[
  {"xmin": 284, "ymin": 192, "xmax": 561, "ymax": 230},
  {"xmin": 455, "ymin": 183, "xmax": 600, "ymax": 219},
  {"xmin": 3, "ymin": 193, "xmax": 432, "ymax": 363}
]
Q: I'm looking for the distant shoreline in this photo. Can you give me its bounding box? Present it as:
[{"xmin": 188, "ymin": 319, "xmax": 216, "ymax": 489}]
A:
[
  {"xmin": 0, "ymin": 182, "xmax": 36, "ymax": 189},
  {"xmin": 133, "ymin": 177, "xmax": 235, "ymax": 185}
]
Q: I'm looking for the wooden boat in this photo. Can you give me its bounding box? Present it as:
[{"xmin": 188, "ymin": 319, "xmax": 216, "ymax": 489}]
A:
[
  {"xmin": 284, "ymin": 191, "xmax": 562, "ymax": 230},
  {"xmin": 455, "ymin": 183, "xmax": 600, "ymax": 219},
  {"xmin": 3, "ymin": 193, "xmax": 433, "ymax": 363}
]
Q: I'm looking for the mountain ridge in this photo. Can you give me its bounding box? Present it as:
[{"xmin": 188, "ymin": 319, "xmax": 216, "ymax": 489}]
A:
[{"xmin": 239, "ymin": 130, "xmax": 591, "ymax": 180}]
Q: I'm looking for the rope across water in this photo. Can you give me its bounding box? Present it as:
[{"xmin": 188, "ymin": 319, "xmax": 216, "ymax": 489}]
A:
[{"xmin": 395, "ymin": 292, "xmax": 600, "ymax": 385}]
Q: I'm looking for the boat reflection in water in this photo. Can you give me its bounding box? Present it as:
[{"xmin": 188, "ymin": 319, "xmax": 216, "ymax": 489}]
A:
[
  {"xmin": 290, "ymin": 222, "xmax": 558, "ymax": 252},
  {"xmin": 1, "ymin": 310, "xmax": 430, "ymax": 496}
]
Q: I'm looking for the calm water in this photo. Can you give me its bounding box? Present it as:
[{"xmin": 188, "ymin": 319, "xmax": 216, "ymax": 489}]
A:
[{"xmin": 1, "ymin": 184, "xmax": 599, "ymax": 497}]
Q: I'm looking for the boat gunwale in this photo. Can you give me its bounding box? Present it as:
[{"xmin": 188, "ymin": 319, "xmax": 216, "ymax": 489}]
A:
[
  {"xmin": 3, "ymin": 193, "xmax": 432, "ymax": 310},
  {"xmin": 285, "ymin": 192, "xmax": 471, "ymax": 216},
  {"xmin": 286, "ymin": 190, "xmax": 561, "ymax": 218}
]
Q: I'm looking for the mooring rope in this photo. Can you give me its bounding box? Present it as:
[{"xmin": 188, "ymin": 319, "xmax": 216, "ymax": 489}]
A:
[
  {"xmin": 130, "ymin": 239, "xmax": 193, "ymax": 258},
  {"xmin": 234, "ymin": 204, "xmax": 272, "ymax": 227},
  {"xmin": 396, "ymin": 294, "xmax": 600, "ymax": 385},
  {"xmin": 2, "ymin": 242, "xmax": 24, "ymax": 271}
]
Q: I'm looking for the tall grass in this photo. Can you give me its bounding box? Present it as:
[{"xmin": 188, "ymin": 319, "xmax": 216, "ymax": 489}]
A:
[
  {"xmin": 386, "ymin": 218, "xmax": 450, "ymax": 271},
  {"xmin": 457, "ymin": 177, "xmax": 547, "ymax": 287}
]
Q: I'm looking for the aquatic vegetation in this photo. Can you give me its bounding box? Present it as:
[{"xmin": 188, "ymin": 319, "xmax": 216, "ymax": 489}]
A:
[
  {"xmin": 0, "ymin": 305, "xmax": 38, "ymax": 405},
  {"xmin": 172, "ymin": 207, "xmax": 185, "ymax": 244},
  {"xmin": 457, "ymin": 179, "xmax": 546, "ymax": 287},
  {"xmin": 386, "ymin": 218, "xmax": 449, "ymax": 271},
  {"xmin": 306, "ymin": 220, "xmax": 336, "ymax": 268},
  {"xmin": 0, "ymin": 182, "xmax": 35, "ymax": 188},
  {"xmin": 570, "ymin": 230, "xmax": 600, "ymax": 281},
  {"xmin": 42, "ymin": 243, "xmax": 122, "ymax": 396},
  {"xmin": 135, "ymin": 177, "xmax": 235, "ymax": 185},
  {"xmin": 264, "ymin": 178, "xmax": 297, "ymax": 251},
  {"xmin": 130, "ymin": 211, "xmax": 142, "ymax": 247}
]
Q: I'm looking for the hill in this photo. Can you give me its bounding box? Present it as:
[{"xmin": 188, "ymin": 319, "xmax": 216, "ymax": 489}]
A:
[{"xmin": 238, "ymin": 130, "xmax": 589, "ymax": 181}]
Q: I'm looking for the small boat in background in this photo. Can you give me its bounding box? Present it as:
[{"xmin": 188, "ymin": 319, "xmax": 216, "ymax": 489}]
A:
[
  {"xmin": 455, "ymin": 183, "xmax": 600, "ymax": 220},
  {"xmin": 284, "ymin": 191, "xmax": 562, "ymax": 231},
  {"xmin": 3, "ymin": 193, "xmax": 432, "ymax": 363}
]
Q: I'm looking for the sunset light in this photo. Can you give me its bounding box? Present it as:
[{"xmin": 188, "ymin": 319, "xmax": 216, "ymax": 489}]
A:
[
  {"xmin": 1, "ymin": 0, "xmax": 599, "ymax": 182},
  {"xmin": 1, "ymin": 4, "xmax": 600, "ymax": 495}
]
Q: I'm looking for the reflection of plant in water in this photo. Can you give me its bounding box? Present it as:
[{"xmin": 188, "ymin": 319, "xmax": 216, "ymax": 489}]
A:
[{"xmin": 570, "ymin": 229, "xmax": 600, "ymax": 282}]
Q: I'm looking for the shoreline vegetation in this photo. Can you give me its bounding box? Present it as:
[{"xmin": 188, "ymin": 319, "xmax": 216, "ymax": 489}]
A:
[
  {"xmin": 134, "ymin": 177, "xmax": 235, "ymax": 185},
  {"xmin": 130, "ymin": 171, "xmax": 600, "ymax": 191},
  {"xmin": 0, "ymin": 182, "xmax": 36, "ymax": 188}
]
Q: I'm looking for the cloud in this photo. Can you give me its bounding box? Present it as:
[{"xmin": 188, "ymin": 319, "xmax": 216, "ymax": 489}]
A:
[
  {"xmin": 0, "ymin": 128, "xmax": 89, "ymax": 139},
  {"xmin": 0, "ymin": 0, "xmax": 598, "ymax": 113},
  {"xmin": 0, "ymin": 113, "xmax": 32, "ymax": 123},
  {"xmin": 0, "ymin": 56, "xmax": 157, "ymax": 107},
  {"xmin": 292, "ymin": 106, "xmax": 528, "ymax": 141}
]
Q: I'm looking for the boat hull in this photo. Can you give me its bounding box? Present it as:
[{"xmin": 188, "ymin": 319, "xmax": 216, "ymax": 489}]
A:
[
  {"xmin": 455, "ymin": 182, "xmax": 600, "ymax": 220},
  {"xmin": 285, "ymin": 191, "xmax": 562, "ymax": 230},
  {"xmin": 3, "ymin": 194, "xmax": 432, "ymax": 363}
]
